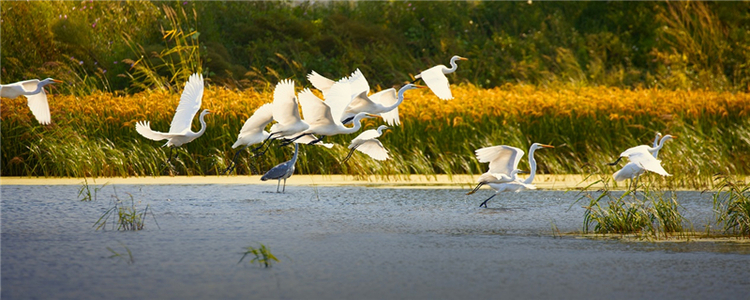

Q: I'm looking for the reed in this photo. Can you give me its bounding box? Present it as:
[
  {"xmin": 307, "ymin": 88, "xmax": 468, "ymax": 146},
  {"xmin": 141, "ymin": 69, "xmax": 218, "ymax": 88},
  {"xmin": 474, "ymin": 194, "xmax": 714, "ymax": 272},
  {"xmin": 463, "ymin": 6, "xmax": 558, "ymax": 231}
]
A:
[
  {"xmin": 712, "ymin": 175, "xmax": 750, "ymax": 238},
  {"xmin": 238, "ymin": 243, "xmax": 279, "ymax": 268}
]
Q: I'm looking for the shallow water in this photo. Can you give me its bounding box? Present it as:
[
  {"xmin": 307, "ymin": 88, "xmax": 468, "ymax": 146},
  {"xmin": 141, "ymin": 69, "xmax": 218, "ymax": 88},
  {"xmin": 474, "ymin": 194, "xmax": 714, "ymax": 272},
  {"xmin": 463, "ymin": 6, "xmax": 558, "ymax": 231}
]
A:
[{"xmin": 2, "ymin": 184, "xmax": 749, "ymax": 299}]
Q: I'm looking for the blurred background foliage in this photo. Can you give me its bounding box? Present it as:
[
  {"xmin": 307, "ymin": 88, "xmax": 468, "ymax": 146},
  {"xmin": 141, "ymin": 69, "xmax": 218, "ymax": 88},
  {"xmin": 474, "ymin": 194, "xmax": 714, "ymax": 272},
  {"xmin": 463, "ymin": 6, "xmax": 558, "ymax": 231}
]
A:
[{"xmin": 2, "ymin": 0, "xmax": 750, "ymax": 93}]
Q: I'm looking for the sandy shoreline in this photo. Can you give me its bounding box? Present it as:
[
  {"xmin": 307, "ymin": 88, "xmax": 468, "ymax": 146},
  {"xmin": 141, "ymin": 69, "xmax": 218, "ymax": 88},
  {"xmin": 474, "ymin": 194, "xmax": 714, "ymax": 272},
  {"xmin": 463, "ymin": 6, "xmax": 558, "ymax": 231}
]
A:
[{"xmin": 0, "ymin": 174, "xmax": 600, "ymax": 189}]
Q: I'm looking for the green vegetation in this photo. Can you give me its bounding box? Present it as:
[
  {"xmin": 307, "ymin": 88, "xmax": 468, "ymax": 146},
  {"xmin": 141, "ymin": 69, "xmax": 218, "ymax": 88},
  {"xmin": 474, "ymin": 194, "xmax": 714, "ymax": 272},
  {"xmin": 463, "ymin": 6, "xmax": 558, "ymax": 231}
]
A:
[
  {"xmin": 713, "ymin": 176, "xmax": 750, "ymax": 238},
  {"xmin": 94, "ymin": 187, "xmax": 158, "ymax": 231},
  {"xmin": 238, "ymin": 243, "xmax": 279, "ymax": 268},
  {"xmin": 78, "ymin": 177, "xmax": 109, "ymax": 201},
  {"xmin": 107, "ymin": 242, "xmax": 135, "ymax": 265}
]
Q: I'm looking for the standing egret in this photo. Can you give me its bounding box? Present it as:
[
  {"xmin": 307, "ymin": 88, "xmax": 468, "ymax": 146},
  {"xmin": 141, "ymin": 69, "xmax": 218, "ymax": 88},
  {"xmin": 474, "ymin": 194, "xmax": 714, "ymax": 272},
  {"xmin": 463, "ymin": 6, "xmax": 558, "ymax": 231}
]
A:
[
  {"xmin": 610, "ymin": 135, "xmax": 676, "ymax": 179},
  {"xmin": 467, "ymin": 143, "xmax": 554, "ymax": 208},
  {"xmin": 342, "ymin": 125, "xmax": 392, "ymax": 163},
  {"xmin": 261, "ymin": 143, "xmax": 299, "ymax": 193},
  {"xmin": 613, "ymin": 132, "xmax": 662, "ymax": 185},
  {"xmin": 224, "ymin": 103, "xmax": 274, "ymax": 174},
  {"xmin": 413, "ymin": 55, "xmax": 467, "ymax": 100},
  {"xmin": 135, "ymin": 73, "xmax": 209, "ymax": 161},
  {"xmin": 0, "ymin": 78, "xmax": 63, "ymax": 125}
]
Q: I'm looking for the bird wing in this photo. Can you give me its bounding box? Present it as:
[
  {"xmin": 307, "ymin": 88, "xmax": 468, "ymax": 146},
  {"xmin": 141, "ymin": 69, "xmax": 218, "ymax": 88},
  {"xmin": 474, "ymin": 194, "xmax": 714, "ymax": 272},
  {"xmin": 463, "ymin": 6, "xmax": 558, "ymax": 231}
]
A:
[
  {"xmin": 349, "ymin": 128, "xmax": 380, "ymax": 147},
  {"xmin": 355, "ymin": 139, "xmax": 389, "ymax": 161},
  {"xmin": 169, "ymin": 73, "xmax": 204, "ymax": 133},
  {"xmin": 324, "ymin": 75, "xmax": 357, "ymax": 125},
  {"xmin": 294, "ymin": 134, "xmax": 335, "ymax": 148},
  {"xmin": 20, "ymin": 81, "xmax": 51, "ymax": 125},
  {"xmin": 613, "ymin": 162, "xmax": 644, "ymax": 182},
  {"xmin": 369, "ymin": 88, "xmax": 399, "ymax": 126},
  {"xmin": 272, "ymin": 79, "xmax": 302, "ymax": 125},
  {"xmin": 261, "ymin": 161, "xmax": 291, "ymax": 181},
  {"xmin": 419, "ymin": 65, "xmax": 452, "ymax": 100},
  {"xmin": 297, "ymin": 88, "xmax": 337, "ymax": 128},
  {"xmin": 628, "ymin": 151, "xmax": 671, "ymax": 176},
  {"xmin": 136, "ymin": 121, "xmax": 183, "ymax": 141},
  {"xmin": 307, "ymin": 70, "xmax": 335, "ymax": 96},
  {"xmin": 239, "ymin": 103, "xmax": 274, "ymax": 134},
  {"xmin": 475, "ymin": 145, "xmax": 524, "ymax": 176},
  {"xmin": 346, "ymin": 69, "xmax": 370, "ymax": 99}
]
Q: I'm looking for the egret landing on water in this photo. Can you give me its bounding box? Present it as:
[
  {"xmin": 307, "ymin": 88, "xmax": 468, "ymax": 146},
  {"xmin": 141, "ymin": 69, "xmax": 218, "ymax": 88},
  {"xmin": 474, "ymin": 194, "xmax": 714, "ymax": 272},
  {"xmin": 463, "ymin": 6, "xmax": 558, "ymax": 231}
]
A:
[
  {"xmin": 0, "ymin": 78, "xmax": 63, "ymax": 125},
  {"xmin": 413, "ymin": 55, "xmax": 467, "ymax": 100},
  {"xmin": 261, "ymin": 143, "xmax": 299, "ymax": 193},
  {"xmin": 135, "ymin": 73, "xmax": 209, "ymax": 165},
  {"xmin": 467, "ymin": 143, "xmax": 554, "ymax": 208}
]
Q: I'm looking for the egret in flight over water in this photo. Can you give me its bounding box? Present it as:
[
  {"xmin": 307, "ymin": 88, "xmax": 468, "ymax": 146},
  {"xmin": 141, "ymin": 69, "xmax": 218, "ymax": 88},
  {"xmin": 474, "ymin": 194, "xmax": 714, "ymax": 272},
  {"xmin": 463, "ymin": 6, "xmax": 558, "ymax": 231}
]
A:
[
  {"xmin": 610, "ymin": 134, "xmax": 676, "ymax": 180},
  {"xmin": 468, "ymin": 143, "xmax": 554, "ymax": 208},
  {"xmin": 342, "ymin": 125, "xmax": 392, "ymax": 163},
  {"xmin": 413, "ymin": 55, "xmax": 467, "ymax": 100},
  {"xmin": 224, "ymin": 103, "xmax": 275, "ymax": 174},
  {"xmin": 135, "ymin": 73, "xmax": 210, "ymax": 160},
  {"xmin": 0, "ymin": 78, "xmax": 63, "ymax": 125},
  {"xmin": 261, "ymin": 143, "xmax": 299, "ymax": 193},
  {"xmin": 613, "ymin": 132, "xmax": 664, "ymax": 187}
]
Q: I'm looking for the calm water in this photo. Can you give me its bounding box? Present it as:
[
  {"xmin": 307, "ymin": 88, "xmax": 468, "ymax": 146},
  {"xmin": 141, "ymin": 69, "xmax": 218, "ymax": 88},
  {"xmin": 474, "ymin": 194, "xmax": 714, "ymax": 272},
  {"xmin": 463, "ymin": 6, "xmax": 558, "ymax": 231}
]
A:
[{"xmin": 2, "ymin": 183, "xmax": 749, "ymax": 299}]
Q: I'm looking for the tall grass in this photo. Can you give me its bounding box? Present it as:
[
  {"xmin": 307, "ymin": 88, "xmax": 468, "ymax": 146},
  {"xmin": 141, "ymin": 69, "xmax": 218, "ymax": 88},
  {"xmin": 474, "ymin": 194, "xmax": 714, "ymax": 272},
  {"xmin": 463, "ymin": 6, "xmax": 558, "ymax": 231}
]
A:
[
  {"xmin": 2, "ymin": 84, "xmax": 748, "ymax": 187},
  {"xmin": 713, "ymin": 176, "xmax": 750, "ymax": 238}
]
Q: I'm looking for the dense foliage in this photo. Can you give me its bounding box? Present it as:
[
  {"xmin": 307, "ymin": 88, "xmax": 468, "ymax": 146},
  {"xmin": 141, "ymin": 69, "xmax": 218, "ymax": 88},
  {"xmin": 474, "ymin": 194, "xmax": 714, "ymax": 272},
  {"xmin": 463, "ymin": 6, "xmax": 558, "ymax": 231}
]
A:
[{"xmin": 2, "ymin": 1, "xmax": 750, "ymax": 92}]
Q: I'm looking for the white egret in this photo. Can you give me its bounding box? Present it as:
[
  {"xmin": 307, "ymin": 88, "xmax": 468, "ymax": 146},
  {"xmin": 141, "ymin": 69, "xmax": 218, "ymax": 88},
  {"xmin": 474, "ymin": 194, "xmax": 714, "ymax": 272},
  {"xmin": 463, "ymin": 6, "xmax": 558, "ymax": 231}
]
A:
[
  {"xmin": 261, "ymin": 143, "xmax": 299, "ymax": 193},
  {"xmin": 286, "ymin": 87, "xmax": 374, "ymax": 145},
  {"xmin": 414, "ymin": 55, "xmax": 467, "ymax": 100},
  {"xmin": 610, "ymin": 134, "xmax": 676, "ymax": 179},
  {"xmin": 250, "ymin": 79, "xmax": 310, "ymax": 156},
  {"xmin": 613, "ymin": 132, "xmax": 662, "ymax": 184},
  {"xmin": 342, "ymin": 125, "xmax": 392, "ymax": 163},
  {"xmin": 340, "ymin": 83, "xmax": 425, "ymax": 126},
  {"xmin": 0, "ymin": 78, "xmax": 63, "ymax": 125},
  {"xmin": 223, "ymin": 103, "xmax": 274, "ymax": 174},
  {"xmin": 467, "ymin": 143, "xmax": 554, "ymax": 208},
  {"xmin": 135, "ymin": 73, "xmax": 209, "ymax": 160}
]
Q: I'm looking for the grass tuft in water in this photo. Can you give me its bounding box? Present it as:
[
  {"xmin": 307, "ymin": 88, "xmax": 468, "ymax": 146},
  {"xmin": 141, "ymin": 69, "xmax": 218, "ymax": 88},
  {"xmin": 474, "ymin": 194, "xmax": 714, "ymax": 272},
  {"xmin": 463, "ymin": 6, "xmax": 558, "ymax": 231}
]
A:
[
  {"xmin": 238, "ymin": 243, "xmax": 279, "ymax": 268},
  {"xmin": 712, "ymin": 175, "xmax": 750, "ymax": 238},
  {"xmin": 106, "ymin": 242, "xmax": 135, "ymax": 265},
  {"xmin": 78, "ymin": 177, "xmax": 109, "ymax": 202},
  {"xmin": 94, "ymin": 188, "xmax": 158, "ymax": 231}
]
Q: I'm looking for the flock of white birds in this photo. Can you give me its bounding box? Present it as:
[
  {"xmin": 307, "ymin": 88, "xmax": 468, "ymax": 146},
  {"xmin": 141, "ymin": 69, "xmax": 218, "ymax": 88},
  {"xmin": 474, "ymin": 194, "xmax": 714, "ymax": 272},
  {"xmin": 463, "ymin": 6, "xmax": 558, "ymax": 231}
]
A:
[{"xmin": 0, "ymin": 55, "xmax": 674, "ymax": 207}]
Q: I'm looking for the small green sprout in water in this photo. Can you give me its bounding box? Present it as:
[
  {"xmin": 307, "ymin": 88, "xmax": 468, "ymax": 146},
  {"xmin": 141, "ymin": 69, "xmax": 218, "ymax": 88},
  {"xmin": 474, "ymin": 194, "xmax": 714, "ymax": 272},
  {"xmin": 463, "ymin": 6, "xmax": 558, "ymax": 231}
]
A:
[
  {"xmin": 94, "ymin": 187, "xmax": 159, "ymax": 231},
  {"xmin": 107, "ymin": 242, "xmax": 134, "ymax": 264},
  {"xmin": 712, "ymin": 175, "xmax": 750, "ymax": 238},
  {"xmin": 78, "ymin": 177, "xmax": 109, "ymax": 202},
  {"xmin": 238, "ymin": 243, "xmax": 279, "ymax": 268}
]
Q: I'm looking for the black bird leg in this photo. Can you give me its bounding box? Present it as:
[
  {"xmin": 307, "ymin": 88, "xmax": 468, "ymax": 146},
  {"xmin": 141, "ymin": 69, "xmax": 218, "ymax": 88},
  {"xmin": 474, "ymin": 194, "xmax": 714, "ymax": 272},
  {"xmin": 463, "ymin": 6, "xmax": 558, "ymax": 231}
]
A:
[
  {"xmin": 607, "ymin": 156, "xmax": 623, "ymax": 166},
  {"xmin": 466, "ymin": 182, "xmax": 486, "ymax": 195},
  {"xmin": 479, "ymin": 194, "xmax": 497, "ymax": 208}
]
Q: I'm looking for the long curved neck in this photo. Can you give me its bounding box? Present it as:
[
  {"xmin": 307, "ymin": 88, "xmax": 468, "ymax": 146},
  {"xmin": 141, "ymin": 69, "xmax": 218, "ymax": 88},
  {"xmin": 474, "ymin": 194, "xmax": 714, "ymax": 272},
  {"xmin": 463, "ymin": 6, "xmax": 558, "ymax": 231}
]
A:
[
  {"xmin": 196, "ymin": 113, "xmax": 208, "ymax": 135},
  {"xmin": 290, "ymin": 143, "xmax": 299, "ymax": 164},
  {"xmin": 652, "ymin": 134, "xmax": 662, "ymax": 158},
  {"xmin": 443, "ymin": 58, "xmax": 459, "ymax": 74},
  {"xmin": 25, "ymin": 82, "xmax": 46, "ymax": 95},
  {"xmin": 343, "ymin": 115, "xmax": 367, "ymax": 134},
  {"xmin": 384, "ymin": 87, "xmax": 411, "ymax": 111},
  {"xmin": 649, "ymin": 137, "xmax": 668, "ymax": 154},
  {"xmin": 523, "ymin": 147, "xmax": 539, "ymax": 185}
]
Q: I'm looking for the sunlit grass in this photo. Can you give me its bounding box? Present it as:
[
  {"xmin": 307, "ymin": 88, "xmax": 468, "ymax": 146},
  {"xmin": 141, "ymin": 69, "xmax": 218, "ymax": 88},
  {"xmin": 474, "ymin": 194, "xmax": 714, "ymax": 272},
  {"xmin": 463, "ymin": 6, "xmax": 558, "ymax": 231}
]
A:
[
  {"xmin": 238, "ymin": 243, "xmax": 279, "ymax": 268},
  {"xmin": 2, "ymin": 84, "xmax": 748, "ymax": 188},
  {"xmin": 93, "ymin": 187, "xmax": 158, "ymax": 231},
  {"xmin": 713, "ymin": 175, "xmax": 750, "ymax": 238}
]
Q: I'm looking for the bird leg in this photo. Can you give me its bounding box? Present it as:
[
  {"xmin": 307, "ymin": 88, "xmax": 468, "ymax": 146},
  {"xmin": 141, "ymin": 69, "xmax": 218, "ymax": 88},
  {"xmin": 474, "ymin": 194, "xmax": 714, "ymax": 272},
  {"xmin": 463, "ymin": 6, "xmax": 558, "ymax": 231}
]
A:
[
  {"xmin": 466, "ymin": 182, "xmax": 486, "ymax": 195},
  {"xmin": 479, "ymin": 194, "xmax": 497, "ymax": 208},
  {"xmin": 250, "ymin": 132, "xmax": 279, "ymax": 153},
  {"xmin": 607, "ymin": 157, "xmax": 623, "ymax": 166},
  {"xmin": 279, "ymin": 133, "xmax": 312, "ymax": 147},
  {"xmin": 222, "ymin": 144, "xmax": 252, "ymax": 175},
  {"xmin": 276, "ymin": 179, "xmax": 282, "ymax": 193},
  {"xmin": 282, "ymin": 178, "xmax": 287, "ymax": 193},
  {"xmin": 341, "ymin": 147, "xmax": 359, "ymax": 163},
  {"xmin": 307, "ymin": 135, "xmax": 324, "ymax": 145}
]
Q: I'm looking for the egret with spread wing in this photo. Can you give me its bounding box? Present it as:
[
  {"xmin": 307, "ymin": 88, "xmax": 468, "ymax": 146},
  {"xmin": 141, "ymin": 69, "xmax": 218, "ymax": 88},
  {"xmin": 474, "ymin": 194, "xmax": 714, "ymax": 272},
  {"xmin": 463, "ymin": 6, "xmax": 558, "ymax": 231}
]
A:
[
  {"xmin": 413, "ymin": 55, "xmax": 467, "ymax": 100},
  {"xmin": 135, "ymin": 73, "xmax": 210, "ymax": 162},
  {"xmin": 613, "ymin": 132, "xmax": 664, "ymax": 186},
  {"xmin": 468, "ymin": 143, "xmax": 554, "ymax": 208},
  {"xmin": 1, "ymin": 78, "xmax": 63, "ymax": 125},
  {"xmin": 261, "ymin": 143, "xmax": 299, "ymax": 193},
  {"xmin": 340, "ymin": 83, "xmax": 425, "ymax": 126},
  {"xmin": 224, "ymin": 103, "xmax": 274, "ymax": 174},
  {"xmin": 611, "ymin": 134, "xmax": 676, "ymax": 180},
  {"xmin": 342, "ymin": 125, "xmax": 392, "ymax": 163}
]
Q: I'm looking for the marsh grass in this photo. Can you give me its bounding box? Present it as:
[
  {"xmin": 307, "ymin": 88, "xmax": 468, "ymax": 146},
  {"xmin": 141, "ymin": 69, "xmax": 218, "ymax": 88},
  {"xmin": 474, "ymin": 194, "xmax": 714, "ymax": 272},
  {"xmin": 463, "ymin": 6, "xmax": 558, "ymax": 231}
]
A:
[
  {"xmin": 94, "ymin": 187, "xmax": 158, "ymax": 231},
  {"xmin": 238, "ymin": 243, "xmax": 279, "ymax": 268},
  {"xmin": 712, "ymin": 175, "xmax": 750, "ymax": 238},
  {"xmin": 107, "ymin": 242, "xmax": 135, "ymax": 265},
  {"xmin": 577, "ymin": 175, "xmax": 687, "ymax": 238},
  {"xmin": 78, "ymin": 177, "xmax": 109, "ymax": 202}
]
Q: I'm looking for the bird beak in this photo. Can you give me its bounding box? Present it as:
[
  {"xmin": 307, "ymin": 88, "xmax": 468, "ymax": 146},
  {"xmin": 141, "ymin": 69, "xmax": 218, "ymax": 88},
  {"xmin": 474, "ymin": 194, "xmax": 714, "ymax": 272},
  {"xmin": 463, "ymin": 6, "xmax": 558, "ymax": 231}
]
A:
[
  {"xmin": 415, "ymin": 85, "xmax": 428, "ymax": 89},
  {"xmin": 541, "ymin": 144, "xmax": 555, "ymax": 148},
  {"xmin": 459, "ymin": 57, "xmax": 469, "ymax": 61},
  {"xmin": 52, "ymin": 79, "xmax": 63, "ymax": 83}
]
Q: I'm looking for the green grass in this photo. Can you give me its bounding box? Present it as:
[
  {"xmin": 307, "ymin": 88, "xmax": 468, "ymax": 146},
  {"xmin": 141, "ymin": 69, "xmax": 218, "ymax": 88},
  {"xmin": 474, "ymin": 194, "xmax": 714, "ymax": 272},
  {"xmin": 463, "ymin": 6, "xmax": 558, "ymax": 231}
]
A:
[
  {"xmin": 94, "ymin": 187, "xmax": 158, "ymax": 231},
  {"xmin": 713, "ymin": 175, "xmax": 750, "ymax": 238},
  {"xmin": 238, "ymin": 243, "xmax": 279, "ymax": 268}
]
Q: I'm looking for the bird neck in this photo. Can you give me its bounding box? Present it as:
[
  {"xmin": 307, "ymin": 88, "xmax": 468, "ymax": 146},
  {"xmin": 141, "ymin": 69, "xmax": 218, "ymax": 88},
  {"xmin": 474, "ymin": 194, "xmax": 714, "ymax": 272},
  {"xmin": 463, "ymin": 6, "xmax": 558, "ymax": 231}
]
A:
[
  {"xmin": 524, "ymin": 147, "xmax": 539, "ymax": 184},
  {"xmin": 443, "ymin": 57, "xmax": 460, "ymax": 74},
  {"xmin": 652, "ymin": 134, "xmax": 662, "ymax": 158},
  {"xmin": 196, "ymin": 113, "xmax": 208, "ymax": 135},
  {"xmin": 649, "ymin": 137, "xmax": 668, "ymax": 154},
  {"xmin": 26, "ymin": 82, "xmax": 47, "ymax": 95},
  {"xmin": 385, "ymin": 87, "xmax": 410, "ymax": 111},
  {"xmin": 290, "ymin": 143, "xmax": 299, "ymax": 164},
  {"xmin": 343, "ymin": 115, "xmax": 367, "ymax": 134}
]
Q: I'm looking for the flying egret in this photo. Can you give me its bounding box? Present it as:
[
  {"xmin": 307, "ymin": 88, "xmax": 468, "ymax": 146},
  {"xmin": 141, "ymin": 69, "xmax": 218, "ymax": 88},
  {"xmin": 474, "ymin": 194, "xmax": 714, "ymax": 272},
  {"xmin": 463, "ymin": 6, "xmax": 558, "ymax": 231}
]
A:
[
  {"xmin": 413, "ymin": 55, "xmax": 468, "ymax": 100},
  {"xmin": 224, "ymin": 103, "xmax": 274, "ymax": 174},
  {"xmin": 467, "ymin": 143, "xmax": 554, "ymax": 208},
  {"xmin": 284, "ymin": 87, "xmax": 375, "ymax": 145},
  {"xmin": 610, "ymin": 134, "xmax": 676, "ymax": 179},
  {"xmin": 135, "ymin": 73, "xmax": 209, "ymax": 161},
  {"xmin": 251, "ymin": 79, "xmax": 310, "ymax": 155},
  {"xmin": 613, "ymin": 132, "xmax": 662, "ymax": 185},
  {"xmin": 0, "ymin": 78, "xmax": 63, "ymax": 125},
  {"xmin": 261, "ymin": 143, "xmax": 299, "ymax": 193},
  {"xmin": 340, "ymin": 83, "xmax": 425, "ymax": 126},
  {"xmin": 342, "ymin": 125, "xmax": 391, "ymax": 163}
]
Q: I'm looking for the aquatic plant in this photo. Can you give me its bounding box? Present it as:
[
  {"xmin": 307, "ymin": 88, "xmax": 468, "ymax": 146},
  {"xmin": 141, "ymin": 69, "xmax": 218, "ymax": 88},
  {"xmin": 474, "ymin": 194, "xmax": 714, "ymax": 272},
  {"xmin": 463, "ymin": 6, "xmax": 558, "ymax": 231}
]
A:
[
  {"xmin": 106, "ymin": 242, "xmax": 135, "ymax": 265},
  {"xmin": 94, "ymin": 188, "xmax": 158, "ymax": 231},
  {"xmin": 712, "ymin": 175, "xmax": 750, "ymax": 238},
  {"xmin": 78, "ymin": 177, "xmax": 109, "ymax": 202},
  {"xmin": 238, "ymin": 243, "xmax": 279, "ymax": 268}
]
